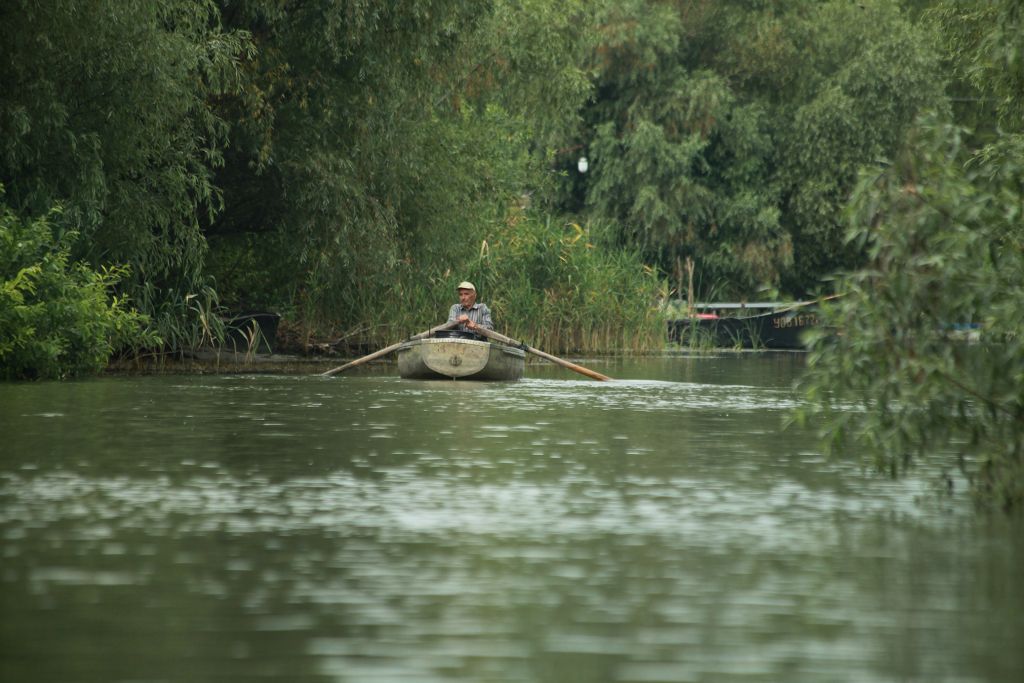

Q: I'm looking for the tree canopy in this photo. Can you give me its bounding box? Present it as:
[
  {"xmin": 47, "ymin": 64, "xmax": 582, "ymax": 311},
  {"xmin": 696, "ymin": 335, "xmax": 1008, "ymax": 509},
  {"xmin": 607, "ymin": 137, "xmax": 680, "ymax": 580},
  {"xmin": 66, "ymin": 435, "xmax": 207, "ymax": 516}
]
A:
[
  {"xmin": 1, "ymin": 0, "xmax": 249, "ymax": 349},
  {"xmin": 1, "ymin": 0, "xmax": 957, "ymax": 356},
  {"xmin": 564, "ymin": 0, "xmax": 946, "ymax": 299},
  {"xmin": 1, "ymin": 0, "xmax": 625, "ymax": 356},
  {"xmin": 798, "ymin": 0, "xmax": 1024, "ymax": 510}
]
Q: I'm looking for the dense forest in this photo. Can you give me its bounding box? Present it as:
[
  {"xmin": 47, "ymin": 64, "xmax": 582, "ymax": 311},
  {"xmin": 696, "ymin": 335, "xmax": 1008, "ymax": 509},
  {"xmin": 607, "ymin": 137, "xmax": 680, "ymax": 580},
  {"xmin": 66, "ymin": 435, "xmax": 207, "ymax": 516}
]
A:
[{"xmin": 0, "ymin": 0, "xmax": 952, "ymax": 363}]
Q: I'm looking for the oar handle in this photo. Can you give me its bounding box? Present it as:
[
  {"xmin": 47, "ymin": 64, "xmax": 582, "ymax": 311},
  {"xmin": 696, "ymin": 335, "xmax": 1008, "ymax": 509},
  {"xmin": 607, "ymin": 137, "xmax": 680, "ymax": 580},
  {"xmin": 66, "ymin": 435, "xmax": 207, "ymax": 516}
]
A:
[
  {"xmin": 320, "ymin": 320, "xmax": 460, "ymax": 377},
  {"xmin": 475, "ymin": 327, "xmax": 612, "ymax": 381}
]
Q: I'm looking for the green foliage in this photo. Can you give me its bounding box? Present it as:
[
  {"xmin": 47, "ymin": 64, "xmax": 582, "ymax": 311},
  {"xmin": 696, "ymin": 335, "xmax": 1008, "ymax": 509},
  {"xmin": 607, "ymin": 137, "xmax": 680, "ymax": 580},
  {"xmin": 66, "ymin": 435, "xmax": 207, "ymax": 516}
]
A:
[
  {"xmin": 775, "ymin": 2, "xmax": 946, "ymax": 290},
  {"xmin": 797, "ymin": 119, "xmax": 1024, "ymax": 510},
  {"xmin": 207, "ymin": 0, "xmax": 595, "ymax": 336},
  {"xmin": 7, "ymin": 0, "xmax": 1011, "ymax": 376},
  {"xmin": 797, "ymin": 1, "xmax": 1024, "ymax": 511},
  {"xmin": 294, "ymin": 205, "xmax": 665, "ymax": 355},
  {"xmin": 568, "ymin": 0, "xmax": 946, "ymax": 299},
  {"xmin": 0, "ymin": 0, "xmax": 250, "ymax": 342},
  {"xmin": 928, "ymin": 0, "xmax": 1024, "ymax": 133},
  {"xmin": 463, "ymin": 213, "xmax": 666, "ymax": 353},
  {"xmin": 665, "ymin": 317, "xmax": 720, "ymax": 352},
  {"xmin": 0, "ymin": 200, "xmax": 159, "ymax": 380},
  {"xmin": 0, "ymin": 0, "xmax": 619, "ymax": 359}
]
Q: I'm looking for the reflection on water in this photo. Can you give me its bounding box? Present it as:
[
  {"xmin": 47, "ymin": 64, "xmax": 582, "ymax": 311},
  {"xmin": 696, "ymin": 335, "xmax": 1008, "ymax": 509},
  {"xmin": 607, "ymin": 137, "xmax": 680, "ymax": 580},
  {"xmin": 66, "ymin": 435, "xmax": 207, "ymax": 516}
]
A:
[{"xmin": 1, "ymin": 354, "xmax": 1023, "ymax": 682}]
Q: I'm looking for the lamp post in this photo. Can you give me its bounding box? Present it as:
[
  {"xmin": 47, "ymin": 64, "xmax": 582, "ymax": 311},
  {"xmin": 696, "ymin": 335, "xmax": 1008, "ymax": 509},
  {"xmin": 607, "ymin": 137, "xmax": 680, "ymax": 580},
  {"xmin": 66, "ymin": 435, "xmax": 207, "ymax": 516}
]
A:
[{"xmin": 577, "ymin": 156, "xmax": 588, "ymax": 173}]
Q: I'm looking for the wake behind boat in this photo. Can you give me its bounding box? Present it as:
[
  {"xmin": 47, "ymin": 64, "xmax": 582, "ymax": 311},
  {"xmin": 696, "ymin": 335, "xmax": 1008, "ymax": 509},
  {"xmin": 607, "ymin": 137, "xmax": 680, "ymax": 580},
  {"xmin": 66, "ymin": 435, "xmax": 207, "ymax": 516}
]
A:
[{"xmin": 397, "ymin": 331, "xmax": 525, "ymax": 381}]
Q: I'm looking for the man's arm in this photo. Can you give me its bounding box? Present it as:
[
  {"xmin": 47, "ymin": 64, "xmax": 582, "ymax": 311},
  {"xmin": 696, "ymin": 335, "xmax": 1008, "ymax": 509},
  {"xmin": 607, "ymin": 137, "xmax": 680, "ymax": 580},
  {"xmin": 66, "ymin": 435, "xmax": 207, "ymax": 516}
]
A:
[
  {"xmin": 447, "ymin": 304, "xmax": 461, "ymax": 324},
  {"xmin": 478, "ymin": 304, "xmax": 494, "ymax": 330}
]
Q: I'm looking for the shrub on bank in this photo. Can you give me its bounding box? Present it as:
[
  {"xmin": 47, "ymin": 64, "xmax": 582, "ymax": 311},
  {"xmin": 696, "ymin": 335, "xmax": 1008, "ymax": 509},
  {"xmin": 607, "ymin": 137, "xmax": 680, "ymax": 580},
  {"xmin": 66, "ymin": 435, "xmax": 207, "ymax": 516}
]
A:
[{"xmin": 0, "ymin": 200, "xmax": 159, "ymax": 380}]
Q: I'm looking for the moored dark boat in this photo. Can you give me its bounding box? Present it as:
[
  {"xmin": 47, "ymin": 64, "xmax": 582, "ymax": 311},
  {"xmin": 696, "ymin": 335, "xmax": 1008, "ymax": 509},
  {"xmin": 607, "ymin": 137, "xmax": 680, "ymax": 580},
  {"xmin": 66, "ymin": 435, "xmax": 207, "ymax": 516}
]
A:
[
  {"xmin": 397, "ymin": 331, "xmax": 525, "ymax": 380},
  {"xmin": 668, "ymin": 301, "xmax": 821, "ymax": 349}
]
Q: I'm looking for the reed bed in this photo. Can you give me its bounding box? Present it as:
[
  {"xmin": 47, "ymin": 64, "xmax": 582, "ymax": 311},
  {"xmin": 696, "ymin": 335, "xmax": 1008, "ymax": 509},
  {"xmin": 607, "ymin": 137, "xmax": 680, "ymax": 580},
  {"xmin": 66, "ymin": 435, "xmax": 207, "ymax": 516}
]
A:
[
  {"xmin": 483, "ymin": 218, "xmax": 665, "ymax": 354},
  {"xmin": 303, "ymin": 214, "xmax": 666, "ymax": 355},
  {"xmin": 267, "ymin": 207, "xmax": 667, "ymax": 356}
]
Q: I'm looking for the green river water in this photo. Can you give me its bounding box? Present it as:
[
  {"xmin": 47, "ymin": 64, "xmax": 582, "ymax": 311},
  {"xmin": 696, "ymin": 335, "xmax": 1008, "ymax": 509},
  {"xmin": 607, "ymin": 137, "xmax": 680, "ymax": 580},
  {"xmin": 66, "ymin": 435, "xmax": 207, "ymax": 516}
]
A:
[{"xmin": 1, "ymin": 354, "xmax": 1022, "ymax": 682}]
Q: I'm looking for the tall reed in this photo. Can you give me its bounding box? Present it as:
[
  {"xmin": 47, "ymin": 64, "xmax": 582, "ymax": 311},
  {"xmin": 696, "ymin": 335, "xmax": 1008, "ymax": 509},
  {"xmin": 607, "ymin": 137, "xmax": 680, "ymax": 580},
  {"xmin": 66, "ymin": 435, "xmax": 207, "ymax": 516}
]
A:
[
  {"xmin": 455, "ymin": 215, "xmax": 665, "ymax": 354},
  {"xmin": 294, "ymin": 213, "xmax": 666, "ymax": 355}
]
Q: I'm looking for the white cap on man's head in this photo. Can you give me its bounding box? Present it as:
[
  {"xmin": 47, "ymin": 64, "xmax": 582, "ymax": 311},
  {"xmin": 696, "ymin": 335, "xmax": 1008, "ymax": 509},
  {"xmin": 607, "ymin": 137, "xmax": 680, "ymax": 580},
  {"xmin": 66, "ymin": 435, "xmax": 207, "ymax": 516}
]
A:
[{"xmin": 456, "ymin": 281, "xmax": 476, "ymax": 291}]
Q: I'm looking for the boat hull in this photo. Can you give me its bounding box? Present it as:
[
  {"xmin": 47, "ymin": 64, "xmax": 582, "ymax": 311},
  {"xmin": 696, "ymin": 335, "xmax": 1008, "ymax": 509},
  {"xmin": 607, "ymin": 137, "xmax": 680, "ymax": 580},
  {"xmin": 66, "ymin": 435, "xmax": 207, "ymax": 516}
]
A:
[
  {"xmin": 668, "ymin": 307, "xmax": 820, "ymax": 349},
  {"xmin": 397, "ymin": 337, "xmax": 525, "ymax": 380}
]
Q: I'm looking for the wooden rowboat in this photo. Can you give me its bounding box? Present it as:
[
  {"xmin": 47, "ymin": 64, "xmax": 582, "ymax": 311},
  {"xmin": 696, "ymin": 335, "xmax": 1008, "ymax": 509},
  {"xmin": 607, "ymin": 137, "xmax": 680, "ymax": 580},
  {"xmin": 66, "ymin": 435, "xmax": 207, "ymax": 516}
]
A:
[{"xmin": 396, "ymin": 333, "xmax": 525, "ymax": 381}]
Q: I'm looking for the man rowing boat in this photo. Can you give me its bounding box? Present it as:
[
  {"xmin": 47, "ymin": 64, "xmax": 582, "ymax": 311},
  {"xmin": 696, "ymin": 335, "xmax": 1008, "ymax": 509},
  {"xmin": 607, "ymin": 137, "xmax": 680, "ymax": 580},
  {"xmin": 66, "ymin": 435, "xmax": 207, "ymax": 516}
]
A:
[{"xmin": 447, "ymin": 281, "xmax": 493, "ymax": 332}]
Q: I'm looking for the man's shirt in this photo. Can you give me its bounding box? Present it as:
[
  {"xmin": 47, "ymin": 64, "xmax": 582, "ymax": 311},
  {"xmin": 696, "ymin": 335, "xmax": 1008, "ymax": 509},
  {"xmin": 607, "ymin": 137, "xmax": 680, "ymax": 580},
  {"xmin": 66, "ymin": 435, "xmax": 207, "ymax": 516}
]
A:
[{"xmin": 447, "ymin": 302, "xmax": 494, "ymax": 330}]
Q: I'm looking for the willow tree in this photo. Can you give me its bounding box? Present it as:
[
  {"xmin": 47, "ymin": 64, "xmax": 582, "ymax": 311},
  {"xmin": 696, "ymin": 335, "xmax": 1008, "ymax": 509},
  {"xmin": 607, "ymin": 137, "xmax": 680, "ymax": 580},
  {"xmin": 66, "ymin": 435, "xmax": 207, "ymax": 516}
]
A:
[
  {"xmin": 799, "ymin": 0, "xmax": 1024, "ymax": 510},
  {"xmin": 575, "ymin": 1, "xmax": 784, "ymax": 299},
  {"xmin": 0, "ymin": 0, "xmax": 250, "ymax": 347},
  {"xmin": 206, "ymin": 0, "xmax": 596, "ymax": 341},
  {"xmin": 564, "ymin": 0, "xmax": 944, "ymax": 299}
]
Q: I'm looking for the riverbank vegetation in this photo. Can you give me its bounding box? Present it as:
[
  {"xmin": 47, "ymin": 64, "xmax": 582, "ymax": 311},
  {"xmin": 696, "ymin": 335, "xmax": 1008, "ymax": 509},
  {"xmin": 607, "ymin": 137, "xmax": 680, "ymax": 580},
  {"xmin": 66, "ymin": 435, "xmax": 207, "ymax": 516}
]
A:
[
  {"xmin": 2, "ymin": 0, "xmax": 951, "ymax": 368},
  {"xmin": 0, "ymin": 197, "xmax": 158, "ymax": 379},
  {"xmin": 797, "ymin": 2, "xmax": 1024, "ymax": 511}
]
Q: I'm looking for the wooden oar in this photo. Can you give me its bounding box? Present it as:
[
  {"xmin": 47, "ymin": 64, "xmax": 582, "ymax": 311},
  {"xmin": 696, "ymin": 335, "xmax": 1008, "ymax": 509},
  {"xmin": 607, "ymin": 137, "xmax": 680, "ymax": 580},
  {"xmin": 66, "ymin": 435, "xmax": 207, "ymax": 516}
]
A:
[
  {"xmin": 474, "ymin": 327, "xmax": 612, "ymax": 381},
  {"xmin": 320, "ymin": 320, "xmax": 460, "ymax": 377}
]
